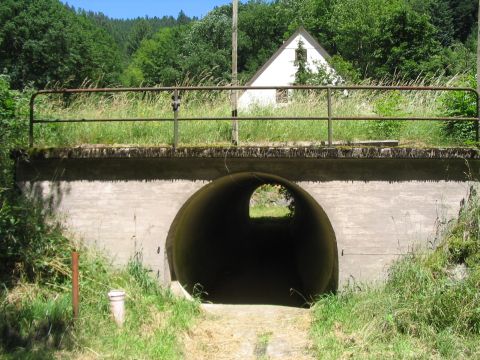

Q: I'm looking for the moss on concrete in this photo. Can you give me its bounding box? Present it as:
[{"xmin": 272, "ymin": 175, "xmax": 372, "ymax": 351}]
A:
[{"xmin": 11, "ymin": 146, "xmax": 480, "ymax": 161}]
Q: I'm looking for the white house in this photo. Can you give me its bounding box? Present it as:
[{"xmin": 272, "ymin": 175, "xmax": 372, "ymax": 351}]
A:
[{"xmin": 238, "ymin": 27, "xmax": 337, "ymax": 109}]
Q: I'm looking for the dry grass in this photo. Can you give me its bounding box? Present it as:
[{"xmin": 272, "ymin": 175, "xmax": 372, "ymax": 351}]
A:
[{"xmin": 183, "ymin": 304, "xmax": 314, "ymax": 360}]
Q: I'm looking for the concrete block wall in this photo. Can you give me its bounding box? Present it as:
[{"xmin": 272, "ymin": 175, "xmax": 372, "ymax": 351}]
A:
[{"xmin": 15, "ymin": 147, "xmax": 479, "ymax": 289}]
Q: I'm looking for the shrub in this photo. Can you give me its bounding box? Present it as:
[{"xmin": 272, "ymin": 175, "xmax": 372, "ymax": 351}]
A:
[
  {"xmin": 369, "ymin": 91, "xmax": 404, "ymax": 138},
  {"xmin": 1, "ymin": 75, "xmax": 70, "ymax": 286},
  {"xmin": 442, "ymin": 75, "xmax": 477, "ymax": 142}
]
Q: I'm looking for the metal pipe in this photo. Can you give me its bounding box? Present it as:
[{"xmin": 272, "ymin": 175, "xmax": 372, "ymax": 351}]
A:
[
  {"xmin": 28, "ymin": 85, "xmax": 480, "ymax": 147},
  {"xmin": 29, "ymin": 94, "xmax": 37, "ymax": 147},
  {"xmin": 327, "ymin": 87, "xmax": 333, "ymax": 146},
  {"xmin": 231, "ymin": 0, "xmax": 239, "ymax": 145},
  {"xmin": 32, "ymin": 85, "xmax": 478, "ymax": 94},
  {"xmin": 475, "ymin": 90, "xmax": 480, "ymax": 143},
  {"xmin": 173, "ymin": 89, "xmax": 180, "ymax": 149},
  {"xmin": 72, "ymin": 251, "xmax": 79, "ymax": 321},
  {"xmin": 32, "ymin": 115, "xmax": 479, "ymax": 124}
]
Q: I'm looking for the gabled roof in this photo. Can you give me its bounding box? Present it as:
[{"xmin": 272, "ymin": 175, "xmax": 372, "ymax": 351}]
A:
[{"xmin": 245, "ymin": 27, "xmax": 332, "ymax": 86}]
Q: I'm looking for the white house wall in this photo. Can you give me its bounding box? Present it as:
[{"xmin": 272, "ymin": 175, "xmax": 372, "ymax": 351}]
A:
[{"xmin": 239, "ymin": 34, "xmax": 333, "ymax": 109}]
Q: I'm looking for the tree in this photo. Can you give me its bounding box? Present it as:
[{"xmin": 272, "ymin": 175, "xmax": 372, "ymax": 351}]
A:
[
  {"xmin": 448, "ymin": 0, "xmax": 478, "ymax": 42},
  {"xmin": 125, "ymin": 27, "xmax": 183, "ymax": 86},
  {"xmin": 328, "ymin": 0, "xmax": 399, "ymax": 76},
  {"xmin": 0, "ymin": 0, "xmax": 122, "ymax": 89},
  {"xmin": 372, "ymin": 7, "xmax": 442, "ymax": 78},
  {"xmin": 177, "ymin": 10, "xmax": 190, "ymax": 25},
  {"xmin": 126, "ymin": 19, "xmax": 153, "ymax": 56},
  {"xmin": 294, "ymin": 40, "xmax": 310, "ymax": 84},
  {"xmin": 181, "ymin": 13, "xmax": 232, "ymax": 82}
]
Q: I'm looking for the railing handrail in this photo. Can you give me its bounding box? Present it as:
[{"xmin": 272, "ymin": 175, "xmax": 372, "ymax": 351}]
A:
[{"xmin": 29, "ymin": 85, "xmax": 480, "ymax": 148}]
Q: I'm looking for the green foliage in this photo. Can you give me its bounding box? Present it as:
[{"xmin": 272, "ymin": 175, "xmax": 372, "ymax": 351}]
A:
[
  {"xmin": 0, "ymin": 287, "xmax": 72, "ymax": 356},
  {"xmin": 30, "ymin": 76, "xmax": 460, "ymax": 147},
  {"xmin": 329, "ymin": 56, "xmax": 361, "ymax": 83},
  {"xmin": 442, "ymin": 75, "xmax": 477, "ymax": 142},
  {"xmin": 447, "ymin": 0, "xmax": 478, "ymax": 42},
  {"xmin": 294, "ymin": 40, "xmax": 310, "ymax": 85},
  {"xmin": 249, "ymin": 184, "xmax": 294, "ymax": 219},
  {"xmin": 181, "ymin": 13, "xmax": 232, "ymax": 82},
  {"xmin": 1, "ymin": 0, "xmax": 478, "ymax": 88},
  {"xmin": 0, "ymin": 76, "xmax": 71, "ymax": 286},
  {"xmin": 0, "ymin": 196, "xmax": 72, "ymax": 285},
  {"xmin": 372, "ymin": 7, "xmax": 442, "ymax": 79},
  {"xmin": 329, "ymin": 0, "xmax": 393, "ymax": 76},
  {"xmin": 0, "ymin": 75, "xmax": 28, "ymax": 150},
  {"xmin": 369, "ymin": 92, "xmax": 405, "ymax": 138},
  {"xmin": 0, "ymin": 0, "xmax": 122, "ymax": 89},
  {"xmin": 445, "ymin": 189, "xmax": 480, "ymax": 268},
  {"xmin": 126, "ymin": 19, "xmax": 154, "ymax": 56},
  {"xmin": 125, "ymin": 27, "xmax": 183, "ymax": 86}
]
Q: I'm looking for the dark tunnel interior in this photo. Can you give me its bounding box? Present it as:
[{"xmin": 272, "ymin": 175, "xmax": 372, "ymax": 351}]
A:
[{"xmin": 166, "ymin": 172, "xmax": 338, "ymax": 308}]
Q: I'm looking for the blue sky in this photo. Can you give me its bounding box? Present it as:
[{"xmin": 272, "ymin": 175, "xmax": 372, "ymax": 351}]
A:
[{"xmin": 60, "ymin": 1, "xmax": 235, "ymax": 19}]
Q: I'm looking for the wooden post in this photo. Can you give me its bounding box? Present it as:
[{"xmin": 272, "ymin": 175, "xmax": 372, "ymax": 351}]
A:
[
  {"xmin": 477, "ymin": 0, "xmax": 480, "ymax": 94},
  {"xmin": 72, "ymin": 251, "xmax": 79, "ymax": 321},
  {"xmin": 29, "ymin": 94, "xmax": 35, "ymax": 147},
  {"xmin": 231, "ymin": 0, "xmax": 239, "ymax": 145}
]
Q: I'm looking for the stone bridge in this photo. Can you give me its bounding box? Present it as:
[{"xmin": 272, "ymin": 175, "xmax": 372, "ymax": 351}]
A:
[{"xmin": 14, "ymin": 146, "xmax": 480, "ymax": 307}]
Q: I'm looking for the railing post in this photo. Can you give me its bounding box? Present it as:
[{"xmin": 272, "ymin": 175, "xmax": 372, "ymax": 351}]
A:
[
  {"xmin": 231, "ymin": 89, "xmax": 239, "ymax": 145},
  {"xmin": 327, "ymin": 86, "xmax": 333, "ymax": 146},
  {"xmin": 172, "ymin": 89, "xmax": 180, "ymax": 149},
  {"xmin": 29, "ymin": 94, "xmax": 36, "ymax": 147}
]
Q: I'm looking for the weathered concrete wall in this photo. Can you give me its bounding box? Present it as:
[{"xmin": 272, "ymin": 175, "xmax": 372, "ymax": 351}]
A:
[{"xmin": 15, "ymin": 147, "xmax": 480, "ymax": 288}]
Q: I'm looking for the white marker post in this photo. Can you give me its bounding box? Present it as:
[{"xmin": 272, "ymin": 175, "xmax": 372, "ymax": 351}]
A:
[{"xmin": 108, "ymin": 290, "xmax": 126, "ymax": 327}]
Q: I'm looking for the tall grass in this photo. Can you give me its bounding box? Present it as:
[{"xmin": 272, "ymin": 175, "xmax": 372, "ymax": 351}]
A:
[
  {"xmin": 0, "ymin": 251, "xmax": 199, "ymax": 359},
  {"xmin": 31, "ymin": 75, "xmax": 476, "ymax": 147},
  {"xmin": 311, "ymin": 187, "xmax": 480, "ymax": 359}
]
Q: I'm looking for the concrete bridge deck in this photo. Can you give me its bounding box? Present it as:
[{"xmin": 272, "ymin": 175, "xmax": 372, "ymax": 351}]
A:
[{"xmin": 14, "ymin": 146, "xmax": 480, "ymax": 306}]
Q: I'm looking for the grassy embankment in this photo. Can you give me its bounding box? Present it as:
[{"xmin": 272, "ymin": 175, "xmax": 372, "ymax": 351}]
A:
[
  {"xmin": 311, "ymin": 188, "xmax": 480, "ymax": 359},
  {"xmin": 0, "ymin": 245, "xmax": 198, "ymax": 359},
  {"xmin": 32, "ymin": 77, "xmax": 476, "ymax": 148}
]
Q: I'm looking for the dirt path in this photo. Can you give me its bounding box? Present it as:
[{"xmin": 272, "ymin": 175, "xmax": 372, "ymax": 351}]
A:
[{"xmin": 183, "ymin": 304, "xmax": 315, "ymax": 360}]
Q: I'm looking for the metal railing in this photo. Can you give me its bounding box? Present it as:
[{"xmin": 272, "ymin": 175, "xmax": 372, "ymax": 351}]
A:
[{"xmin": 29, "ymin": 85, "xmax": 480, "ymax": 148}]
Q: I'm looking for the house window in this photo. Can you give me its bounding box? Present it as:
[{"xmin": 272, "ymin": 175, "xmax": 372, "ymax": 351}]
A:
[
  {"xmin": 295, "ymin": 47, "xmax": 307, "ymax": 62},
  {"xmin": 276, "ymin": 89, "xmax": 288, "ymax": 104}
]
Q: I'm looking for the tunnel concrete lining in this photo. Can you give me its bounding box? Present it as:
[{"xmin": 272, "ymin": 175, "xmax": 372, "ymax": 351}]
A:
[{"xmin": 166, "ymin": 172, "xmax": 338, "ymax": 307}]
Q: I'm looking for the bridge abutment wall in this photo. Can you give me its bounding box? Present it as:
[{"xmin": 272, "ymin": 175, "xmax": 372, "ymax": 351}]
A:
[{"xmin": 14, "ymin": 147, "xmax": 479, "ymax": 289}]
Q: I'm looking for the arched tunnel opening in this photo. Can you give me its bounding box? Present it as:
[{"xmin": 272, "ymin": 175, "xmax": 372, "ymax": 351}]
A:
[{"xmin": 166, "ymin": 172, "xmax": 338, "ymax": 308}]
